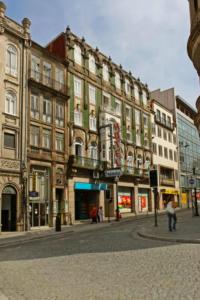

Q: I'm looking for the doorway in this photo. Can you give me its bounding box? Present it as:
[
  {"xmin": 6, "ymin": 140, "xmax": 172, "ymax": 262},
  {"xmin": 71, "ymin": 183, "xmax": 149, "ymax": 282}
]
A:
[{"xmin": 1, "ymin": 186, "xmax": 17, "ymax": 231}]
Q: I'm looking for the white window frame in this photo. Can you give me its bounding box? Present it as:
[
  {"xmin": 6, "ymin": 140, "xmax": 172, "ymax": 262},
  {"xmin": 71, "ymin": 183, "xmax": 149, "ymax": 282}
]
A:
[
  {"xmin": 74, "ymin": 44, "xmax": 82, "ymax": 65},
  {"xmin": 74, "ymin": 138, "xmax": 83, "ymax": 156},
  {"xmin": 125, "ymin": 79, "xmax": 131, "ymax": 96},
  {"xmin": 89, "ymin": 54, "xmax": 96, "ymax": 74},
  {"xmin": 102, "ymin": 64, "xmax": 109, "ymax": 82},
  {"xmin": 30, "ymin": 126, "xmax": 39, "ymax": 147},
  {"xmin": 42, "ymin": 129, "xmax": 51, "ymax": 149},
  {"xmin": 56, "ymin": 132, "xmax": 64, "ymax": 152},
  {"xmin": 74, "ymin": 77, "xmax": 82, "ymax": 98},
  {"xmin": 89, "ymin": 84, "xmax": 96, "ymax": 105},
  {"xmin": 30, "ymin": 94, "xmax": 39, "ymax": 119},
  {"xmin": 55, "ymin": 68, "xmax": 64, "ymax": 91},
  {"xmin": 31, "ymin": 55, "xmax": 40, "ymax": 81},
  {"xmin": 74, "ymin": 110, "xmax": 82, "ymax": 126},
  {"xmin": 6, "ymin": 45, "xmax": 17, "ymax": 77},
  {"xmin": 89, "ymin": 143, "xmax": 98, "ymax": 160},
  {"xmin": 56, "ymin": 102, "xmax": 64, "ymax": 127},
  {"xmin": 103, "ymin": 92, "xmax": 110, "ymax": 109},
  {"xmin": 5, "ymin": 91, "xmax": 17, "ymax": 116},
  {"xmin": 43, "ymin": 98, "xmax": 52, "ymax": 123},
  {"xmin": 89, "ymin": 115, "xmax": 97, "ymax": 131},
  {"xmin": 115, "ymin": 100, "xmax": 121, "ymax": 115},
  {"xmin": 115, "ymin": 72, "xmax": 121, "ymax": 89},
  {"xmin": 43, "ymin": 62, "xmax": 52, "ymax": 86}
]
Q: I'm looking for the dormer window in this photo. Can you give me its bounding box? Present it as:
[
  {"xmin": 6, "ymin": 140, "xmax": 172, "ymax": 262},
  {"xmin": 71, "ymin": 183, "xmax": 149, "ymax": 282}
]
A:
[
  {"xmin": 89, "ymin": 54, "xmax": 96, "ymax": 74},
  {"xmin": 102, "ymin": 63, "xmax": 109, "ymax": 82},
  {"xmin": 74, "ymin": 44, "xmax": 82, "ymax": 65},
  {"xmin": 125, "ymin": 79, "xmax": 131, "ymax": 96},
  {"xmin": 115, "ymin": 72, "xmax": 121, "ymax": 89}
]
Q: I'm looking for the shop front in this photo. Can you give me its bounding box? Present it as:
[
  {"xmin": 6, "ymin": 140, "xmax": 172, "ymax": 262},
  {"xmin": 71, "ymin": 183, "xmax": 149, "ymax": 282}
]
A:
[
  {"xmin": 160, "ymin": 189, "xmax": 179, "ymax": 208},
  {"xmin": 74, "ymin": 182, "xmax": 107, "ymax": 220},
  {"xmin": 138, "ymin": 188, "xmax": 149, "ymax": 213},
  {"xmin": 118, "ymin": 187, "xmax": 133, "ymax": 213}
]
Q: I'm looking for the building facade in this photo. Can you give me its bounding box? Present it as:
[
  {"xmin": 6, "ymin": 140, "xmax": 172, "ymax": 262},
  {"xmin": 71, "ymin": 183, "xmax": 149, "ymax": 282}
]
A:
[
  {"xmin": 151, "ymin": 100, "xmax": 179, "ymax": 209},
  {"xmin": 0, "ymin": 2, "xmax": 31, "ymax": 232},
  {"xmin": 47, "ymin": 28, "xmax": 152, "ymax": 222}
]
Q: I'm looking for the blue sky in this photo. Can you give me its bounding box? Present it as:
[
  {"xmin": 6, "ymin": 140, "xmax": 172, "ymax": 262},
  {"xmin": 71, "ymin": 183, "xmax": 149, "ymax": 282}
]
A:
[{"xmin": 5, "ymin": 0, "xmax": 199, "ymax": 108}]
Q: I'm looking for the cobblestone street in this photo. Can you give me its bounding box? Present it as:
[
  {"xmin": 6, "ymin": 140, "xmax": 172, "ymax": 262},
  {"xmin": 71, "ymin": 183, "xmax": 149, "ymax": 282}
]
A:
[{"xmin": 0, "ymin": 213, "xmax": 200, "ymax": 300}]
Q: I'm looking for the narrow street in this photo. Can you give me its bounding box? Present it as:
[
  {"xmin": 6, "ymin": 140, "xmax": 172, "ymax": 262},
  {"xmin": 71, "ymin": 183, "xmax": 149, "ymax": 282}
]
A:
[{"xmin": 0, "ymin": 216, "xmax": 199, "ymax": 300}]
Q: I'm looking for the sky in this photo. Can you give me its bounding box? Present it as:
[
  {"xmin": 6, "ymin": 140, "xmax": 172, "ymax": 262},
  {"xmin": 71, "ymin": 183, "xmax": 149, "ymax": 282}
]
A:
[{"xmin": 5, "ymin": 0, "xmax": 200, "ymax": 108}]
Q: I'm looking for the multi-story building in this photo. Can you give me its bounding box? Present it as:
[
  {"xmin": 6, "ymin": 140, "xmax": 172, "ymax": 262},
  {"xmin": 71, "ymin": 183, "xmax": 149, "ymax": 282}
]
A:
[
  {"xmin": 176, "ymin": 95, "xmax": 200, "ymax": 206},
  {"xmin": 151, "ymin": 100, "xmax": 179, "ymax": 209},
  {"xmin": 27, "ymin": 41, "xmax": 68, "ymax": 228},
  {"xmin": 0, "ymin": 2, "xmax": 31, "ymax": 232},
  {"xmin": 187, "ymin": 0, "xmax": 200, "ymax": 133},
  {"xmin": 47, "ymin": 27, "xmax": 152, "ymax": 222}
]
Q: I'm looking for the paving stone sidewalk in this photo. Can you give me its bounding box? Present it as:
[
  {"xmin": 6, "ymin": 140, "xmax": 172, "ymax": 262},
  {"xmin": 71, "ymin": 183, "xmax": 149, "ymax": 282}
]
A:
[{"xmin": 138, "ymin": 208, "xmax": 200, "ymax": 243}]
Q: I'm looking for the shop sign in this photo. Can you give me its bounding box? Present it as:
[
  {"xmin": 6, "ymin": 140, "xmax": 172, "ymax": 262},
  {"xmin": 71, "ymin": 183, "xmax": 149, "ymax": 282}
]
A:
[{"xmin": 104, "ymin": 168, "xmax": 122, "ymax": 178}]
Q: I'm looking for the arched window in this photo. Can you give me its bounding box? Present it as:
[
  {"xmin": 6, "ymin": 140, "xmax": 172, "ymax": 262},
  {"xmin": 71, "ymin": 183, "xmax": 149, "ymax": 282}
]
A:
[
  {"xmin": 137, "ymin": 155, "xmax": 143, "ymax": 168},
  {"xmin": 74, "ymin": 138, "xmax": 83, "ymax": 157},
  {"xmin": 5, "ymin": 90, "xmax": 17, "ymax": 115},
  {"xmin": 89, "ymin": 54, "xmax": 96, "ymax": 74},
  {"xmin": 74, "ymin": 44, "xmax": 82, "ymax": 65},
  {"xmin": 6, "ymin": 45, "xmax": 17, "ymax": 76}
]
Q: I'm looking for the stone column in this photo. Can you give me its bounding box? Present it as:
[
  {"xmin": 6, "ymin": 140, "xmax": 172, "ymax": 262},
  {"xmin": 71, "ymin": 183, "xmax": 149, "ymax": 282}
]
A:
[{"xmin": 134, "ymin": 186, "xmax": 139, "ymax": 214}]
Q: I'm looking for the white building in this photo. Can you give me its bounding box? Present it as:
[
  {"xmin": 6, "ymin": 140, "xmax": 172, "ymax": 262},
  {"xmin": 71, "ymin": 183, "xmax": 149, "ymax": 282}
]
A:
[{"xmin": 151, "ymin": 100, "xmax": 179, "ymax": 209}]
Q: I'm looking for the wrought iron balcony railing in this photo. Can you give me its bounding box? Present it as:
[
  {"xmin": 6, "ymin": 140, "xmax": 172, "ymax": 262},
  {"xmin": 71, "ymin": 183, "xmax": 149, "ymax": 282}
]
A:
[
  {"xmin": 70, "ymin": 155, "xmax": 105, "ymax": 170},
  {"xmin": 29, "ymin": 69, "xmax": 67, "ymax": 94},
  {"xmin": 122, "ymin": 166, "xmax": 149, "ymax": 178},
  {"xmin": 155, "ymin": 115, "xmax": 174, "ymax": 130}
]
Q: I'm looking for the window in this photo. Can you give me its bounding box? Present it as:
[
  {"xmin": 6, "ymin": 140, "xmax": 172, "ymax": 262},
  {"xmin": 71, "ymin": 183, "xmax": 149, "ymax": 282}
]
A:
[
  {"xmin": 144, "ymin": 138, "xmax": 149, "ymax": 148},
  {"xmin": 30, "ymin": 94, "xmax": 39, "ymax": 119},
  {"xmin": 102, "ymin": 64, "xmax": 109, "ymax": 82},
  {"xmin": 115, "ymin": 100, "xmax": 121, "ymax": 115},
  {"xmin": 30, "ymin": 126, "xmax": 39, "ymax": 147},
  {"xmin": 4, "ymin": 133, "xmax": 15, "ymax": 148},
  {"xmin": 6, "ymin": 45, "xmax": 17, "ymax": 76},
  {"xmin": 158, "ymin": 145, "xmax": 163, "ymax": 156},
  {"xmin": 115, "ymin": 72, "xmax": 121, "ymax": 89},
  {"xmin": 145, "ymin": 158, "xmax": 150, "ymax": 169},
  {"xmin": 127, "ymin": 153, "xmax": 134, "ymax": 167},
  {"xmin": 136, "ymin": 129, "xmax": 141, "ymax": 146},
  {"xmin": 163, "ymin": 130, "xmax": 167, "ymax": 141},
  {"xmin": 169, "ymin": 149, "xmax": 173, "ymax": 160},
  {"xmin": 143, "ymin": 114, "xmax": 148, "ymax": 127},
  {"xmin": 55, "ymin": 68, "xmax": 64, "ymax": 91},
  {"xmin": 89, "ymin": 115, "xmax": 97, "ymax": 131},
  {"xmin": 89, "ymin": 54, "xmax": 96, "ymax": 74},
  {"xmin": 74, "ymin": 44, "xmax": 82, "ymax": 65},
  {"xmin": 135, "ymin": 109, "xmax": 141, "ymax": 125},
  {"xmin": 5, "ymin": 91, "xmax": 17, "ymax": 115},
  {"xmin": 167, "ymin": 116, "xmax": 171, "ymax": 126},
  {"xmin": 164, "ymin": 147, "xmax": 168, "ymax": 159},
  {"xmin": 127, "ymin": 126, "xmax": 132, "ymax": 142},
  {"xmin": 156, "ymin": 109, "xmax": 161, "ymax": 120},
  {"xmin": 134, "ymin": 85, "xmax": 140, "ymax": 101},
  {"xmin": 168, "ymin": 132, "xmax": 172, "ymax": 143},
  {"xmin": 126, "ymin": 106, "xmax": 131, "ymax": 119},
  {"xmin": 56, "ymin": 102, "xmax": 64, "ymax": 127},
  {"xmin": 157, "ymin": 126, "xmax": 162, "ymax": 138},
  {"xmin": 173, "ymin": 134, "xmax": 176, "ymax": 145},
  {"xmin": 142, "ymin": 90, "xmax": 148, "ymax": 106},
  {"xmin": 43, "ymin": 98, "xmax": 52, "ymax": 123},
  {"xmin": 137, "ymin": 155, "xmax": 143, "ymax": 168},
  {"xmin": 31, "ymin": 55, "xmax": 40, "ymax": 81},
  {"xmin": 43, "ymin": 62, "xmax": 52, "ymax": 86},
  {"xmin": 75, "ymin": 138, "xmax": 83, "ymax": 156},
  {"xmin": 42, "ymin": 129, "xmax": 51, "ymax": 149},
  {"xmin": 152, "ymin": 124, "xmax": 156, "ymax": 135},
  {"xmin": 74, "ymin": 77, "xmax": 82, "ymax": 98},
  {"xmin": 56, "ymin": 132, "xmax": 64, "ymax": 152},
  {"xmin": 153, "ymin": 143, "xmax": 157, "ymax": 154},
  {"xmin": 103, "ymin": 93, "xmax": 110, "ymax": 108},
  {"xmin": 174, "ymin": 151, "xmax": 177, "ymax": 162},
  {"xmin": 74, "ymin": 109, "xmax": 82, "ymax": 126},
  {"xmin": 162, "ymin": 113, "xmax": 166, "ymax": 125},
  {"xmin": 89, "ymin": 142, "xmax": 98, "ymax": 160},
  {"xmin": 125, "ymin": 79, "xmax": 131, "ymax": 96},
  {"xmin": 89, "ymin": 85, "xmax": 96, "ymax": 105}
]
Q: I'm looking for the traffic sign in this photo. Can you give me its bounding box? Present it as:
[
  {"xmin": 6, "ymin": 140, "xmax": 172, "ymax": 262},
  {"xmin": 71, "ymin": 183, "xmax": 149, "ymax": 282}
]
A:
[{"xmin": 104, "ymin": 168, "xmax": 122, "ymax": 178}]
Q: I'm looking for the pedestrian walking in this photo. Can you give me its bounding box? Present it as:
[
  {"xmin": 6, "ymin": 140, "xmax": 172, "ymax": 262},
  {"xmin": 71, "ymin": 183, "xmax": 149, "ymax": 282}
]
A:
[
  {"xmin": 98, "ymin": 206, "xmax": 103, "ymax": 222},
  {"xmin": 166, "ymin": 200, "xmax": 177, "ymax": 232},
  {"xmin": 90, "ymin": 206, "xmax": 97, "ymax": 224}
]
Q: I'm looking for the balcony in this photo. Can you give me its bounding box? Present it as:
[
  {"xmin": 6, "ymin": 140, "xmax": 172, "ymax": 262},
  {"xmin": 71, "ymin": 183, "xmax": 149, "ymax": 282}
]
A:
[
  {"xmin": 122, "ymin": 166, "xmax": 149, "ymax": 178},
  {"xmin": 29, "ymin": 69, "xmax": 67, "ymax": 94},
  {"xmin": 69, "ymin": 155, "xmax": 105, "ymax": 170},
  {"xmin": 160, "ymin": 176, "xmax": 175, "ymax": 187},
  {"xmin": 155, "ymin": 115, "xmax": 174, "ymax": 130}
]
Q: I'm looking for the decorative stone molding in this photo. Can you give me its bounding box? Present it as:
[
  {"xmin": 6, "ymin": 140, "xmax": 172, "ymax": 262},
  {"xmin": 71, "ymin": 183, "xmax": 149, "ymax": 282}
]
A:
[{"xmin": 0, "ymin": 159, "xmax": 20, "ymax": 171}]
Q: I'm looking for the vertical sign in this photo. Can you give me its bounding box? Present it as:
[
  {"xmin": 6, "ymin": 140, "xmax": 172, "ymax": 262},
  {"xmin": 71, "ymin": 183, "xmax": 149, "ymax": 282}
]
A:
[{"xmin": 113, "ymin": 122, "xmax": 122, "ymax": 167}]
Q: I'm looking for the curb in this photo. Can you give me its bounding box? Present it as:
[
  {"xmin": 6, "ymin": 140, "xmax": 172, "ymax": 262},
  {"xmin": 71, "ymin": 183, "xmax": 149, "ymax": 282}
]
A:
[{"xmin": 137, "ymin": 231, "xmax": 200, "ymax": 244}]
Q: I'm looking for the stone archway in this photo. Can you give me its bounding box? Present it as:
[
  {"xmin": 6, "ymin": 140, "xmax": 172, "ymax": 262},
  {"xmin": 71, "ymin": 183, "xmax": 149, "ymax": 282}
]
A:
[{"xmin": 1, "ymin": 185, "xmax": 17, "ymax": 231}]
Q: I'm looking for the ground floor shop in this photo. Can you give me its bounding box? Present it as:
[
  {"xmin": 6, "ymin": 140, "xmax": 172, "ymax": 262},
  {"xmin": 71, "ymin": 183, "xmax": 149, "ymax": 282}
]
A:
[{"xmin": 158, "ymin": 188, "xmax": 179, "ymax": 210}]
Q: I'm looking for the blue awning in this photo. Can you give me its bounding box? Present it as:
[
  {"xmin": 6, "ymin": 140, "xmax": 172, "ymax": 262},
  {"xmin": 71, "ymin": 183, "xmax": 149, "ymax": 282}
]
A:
[{"xmin": 74, "ymin": 182, "xmax": 107, "ymax": 190}]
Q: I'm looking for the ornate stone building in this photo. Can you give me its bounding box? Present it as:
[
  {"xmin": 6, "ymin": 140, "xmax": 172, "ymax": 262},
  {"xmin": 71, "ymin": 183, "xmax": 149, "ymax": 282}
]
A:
[
  {"xmin": 0, "ymin": 2, "xmax": 31, "ymax": 232},
  {"xmin": 187, "ymin": 0, "xmax": 200, "ymax": 130},
  {"xmin": 47, "ymin": 28, "xmax": 152, "ymax": 222}
]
